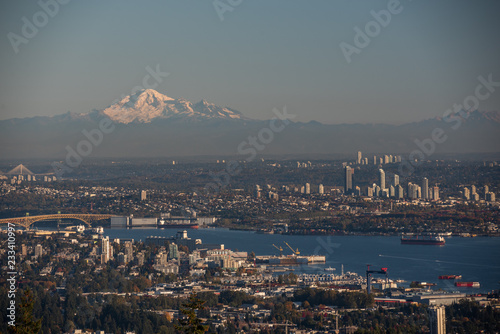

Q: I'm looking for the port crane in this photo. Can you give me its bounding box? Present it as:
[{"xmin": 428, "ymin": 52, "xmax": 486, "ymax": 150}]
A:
[
  {"xmin": 366, "ymin": 265, "xmax": 388, "ymax": 294},
  {"xmin": 272, "ymin": 244, "xmax": 284, "ymax": 257},
  {"xmin": 284, "ymin": 242, "xmax": 300, "ymax": 256}
]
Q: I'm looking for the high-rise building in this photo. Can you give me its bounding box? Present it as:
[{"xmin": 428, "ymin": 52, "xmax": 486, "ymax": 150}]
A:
[
  {"xmin": 432, "ymin": 186, "xmax": 439, "ymax": 201},
  {"xmin": 345, "ymin": 166, "xmax": 352, "ymax": 194},
  {"xmin": 169, "ymin": 243, "xmax": 179, "ymax": 260},
  {"xmin": 255, "ymin": 185, "xmax": 261, "ymax": 198},
  {"xmin": 124, "ymin": 241, "xmax": 133, "ymax": 261},
  {"xmin": 155, "ymin": 252, "xmax": 168, "ymax": 266},
  {"xmin": 305, "ymin": 183, "xmax": 311, "ymax": 194},
  {"xmin": 136, "ymin": 252, "xmax": 145, "ymax": 266},
  {"xmin": 118, "ymin": 252, "xmax": 127, "ymax": 264},
  {"xmin": 34, "ymin": 244, "xmax": 43, "ymax": 258},
  {"xmin": 486, "ymin": 192, "xmax": 496, "ymax": 202},
  {"xmin": 318, "ymin": 184, "xmax": 324, "ymax": 195},
  {"xmin": 408, "ymin": 183, "xmax": 420, "ymax": 199},
  {"xmin": 389, "ymin": 185, "xmax": 395, "ymax": 197},
  {"xmin": 393, "ymin": 174, "xmax": 399, "ymax": 187},
  {"xmin": 429, "ymin": 306, "xmax": 446, "ymax": 334},
  {"xmin": 269, "ymin": 192, "xmax": 279, "ymax": 200},
  {"xmin": 140, "ymin": 190, "xmax": 147, "ymax": 201},
  {"xmin": 471, "ymin": 185, "xmax": 477, "ymax": 195},
  {"xmin": 484, "ymin": 185, "xmax": 489, "ymax": 197},
  {"xmin": 464, "ymin": 187, "xmax": 470, "ymax": 200},
  {"xmin": 422, "ymin": 178, "xmax": 429, "ymax": 200},
  {"xmin": 379, "ymin": 169, "xmax": 385, "ymax": 190},
  {"xmin": 384, "ymin": 155, "xmax": 390, "ymax": 164},
  {"xmin": 396, "ymin": 185, "xmax": 404, "ymax": 199},
  {"xmin": 21, "ymin": 244, "xmax": 27, "ymax": 257},
  {"xmin": 101, "ymin": 236, "xmax": 111, "ymax": 263},
  {"xmin": 373, "ymin": 156, "xmax": 377, "ymax": 165},
  {"xmin": 367, "ymin": 186, "xmax": 374, "ymax": 197},
  {"xmin": 354, "ymin": 186, "xmax": 361, "ymax": 196},
  {"xmin": 357, "ymin": 151, "xmax": 362, "ymax": 164}
]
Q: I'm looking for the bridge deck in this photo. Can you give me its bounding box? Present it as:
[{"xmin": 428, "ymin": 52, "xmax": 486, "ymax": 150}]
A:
[{"xmin": 0, "ymin": 214, "xmax": 114, "ymax": 228}]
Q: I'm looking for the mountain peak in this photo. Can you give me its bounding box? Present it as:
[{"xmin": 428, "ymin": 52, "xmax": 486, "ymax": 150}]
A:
[
  {"xmin": 133, "ymin": 88, "xmax": 174, "ymax": 101},
  {"xmin": 434, "ymin": 109, "xmax": 500, "ymax": 124},
  {"xmin": 102, "ymin": 90, "xmax": 246, "ymax": 124}
]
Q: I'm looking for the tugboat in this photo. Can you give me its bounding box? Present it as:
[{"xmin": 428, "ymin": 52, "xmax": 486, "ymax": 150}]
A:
[{"xmin": 438, "ymin": 275, "xmax": 462, "ymax": 280}]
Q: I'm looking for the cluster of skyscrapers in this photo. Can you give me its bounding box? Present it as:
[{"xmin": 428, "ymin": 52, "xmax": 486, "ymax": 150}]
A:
[
  {"xmin": 346, "ymin": 152, "xmax": 441, "ymax": 200},
  {"xmin": 463, "ymin": 184, "xmax": 495, "ymax": 202},
  {"xmin": 255, "ymin": 183, "xmax": 325, "ymax": 199},
  {"xmin": 356, "ymin": 151, "xmax": 402, "ymax": 166},
  {"xmin": 346, "ymin": 167, "xmax": 440, "ymax": 200},
  {"xmin": 251, "ymin": 151, "xmax": 495, "ymax": 203}
]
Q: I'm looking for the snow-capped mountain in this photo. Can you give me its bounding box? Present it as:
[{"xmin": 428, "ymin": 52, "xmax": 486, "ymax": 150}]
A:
[
  {"xmin": 101, "ymin": 89, "xmax": 246, "ymax": 124},
  {"xmin": 0, "ymin": 89, "xmax": 499, "ymax": 160}
]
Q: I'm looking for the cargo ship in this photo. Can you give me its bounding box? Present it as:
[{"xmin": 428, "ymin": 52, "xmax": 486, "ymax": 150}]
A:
[
  {"xmin": 401, "ymin": 234, "xmax": 445, "ymax": 245},
  {"xmin": 455, "ymin": 282, "xmax": 480, "ymax": 288},
  {"xmin": 439, "ymin": 275, "xmax": 462, "ymax": 280}
]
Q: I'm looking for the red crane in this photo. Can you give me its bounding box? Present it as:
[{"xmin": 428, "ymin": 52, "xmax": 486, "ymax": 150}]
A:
[{"xmin": 366, "ymin": 265, "xmax": 388, "ymax": 294}]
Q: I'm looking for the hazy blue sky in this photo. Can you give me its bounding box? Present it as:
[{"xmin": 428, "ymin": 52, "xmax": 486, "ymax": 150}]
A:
[{"xmin": 1, "ymin": 0, "xmax": 499, "ymax": 124}]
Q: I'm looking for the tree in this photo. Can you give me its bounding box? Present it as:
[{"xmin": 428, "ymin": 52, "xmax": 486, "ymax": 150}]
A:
[
  {"xmin": 10, "ymin": 289, "xmax": 42, "ymax": 334},
  {"xmin": 175, "ymin": 294, "xmax": 208, "ymax": 334}
]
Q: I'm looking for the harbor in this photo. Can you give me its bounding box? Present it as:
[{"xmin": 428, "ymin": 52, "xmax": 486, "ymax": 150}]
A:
[{"xmin": 102, "ymin": 228, "xmax": 500, "ymax": 293}]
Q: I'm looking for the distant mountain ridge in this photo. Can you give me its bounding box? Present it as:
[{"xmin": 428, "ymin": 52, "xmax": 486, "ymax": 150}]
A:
[{"xmin": 0, "ymin": 89, "xmax": 499, "ymax": 159}]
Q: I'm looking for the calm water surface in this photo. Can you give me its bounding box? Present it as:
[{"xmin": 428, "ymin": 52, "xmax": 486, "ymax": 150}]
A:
[{"xmin": 104, "ymin": 228, "xmax": 500, "ymax": 293}]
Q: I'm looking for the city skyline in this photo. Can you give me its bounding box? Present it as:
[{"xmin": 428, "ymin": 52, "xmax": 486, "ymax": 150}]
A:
[{"xmin": 1, "ymin": 2, "xmax": 499, "ymax": 333}]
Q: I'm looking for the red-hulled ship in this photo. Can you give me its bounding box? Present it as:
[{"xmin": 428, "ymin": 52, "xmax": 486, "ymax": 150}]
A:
[
  {"xmin": 439, "ymin": 275, "xmax": 462, "ymax": 280},
  {"xmin": 455, "ymin": 282, "xmax": 480, "ymax": 288},
  {"xmin": 401, "ymin": 234, "xmax": 445, "ymax": 245}
]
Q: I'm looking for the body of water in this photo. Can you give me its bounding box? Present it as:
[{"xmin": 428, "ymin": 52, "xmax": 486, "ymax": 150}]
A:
[{"xmin": 103, "ymin": 228, "xmax": 500, "ymax": 293}]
